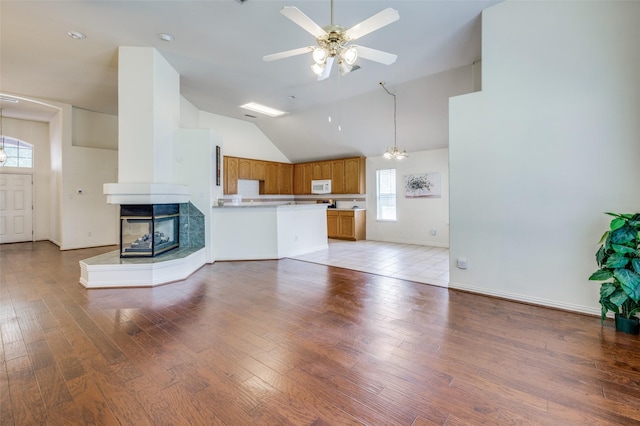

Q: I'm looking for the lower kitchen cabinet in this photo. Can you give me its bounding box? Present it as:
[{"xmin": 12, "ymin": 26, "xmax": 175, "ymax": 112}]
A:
[{"xmin": 327, "ymin": 209, "xmax": 366, "ymax": 241}]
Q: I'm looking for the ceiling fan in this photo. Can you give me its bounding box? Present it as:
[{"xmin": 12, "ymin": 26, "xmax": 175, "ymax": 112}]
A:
[{"xmin": 263, "ymin": 0, "xmax": 399, "ymax": 81}]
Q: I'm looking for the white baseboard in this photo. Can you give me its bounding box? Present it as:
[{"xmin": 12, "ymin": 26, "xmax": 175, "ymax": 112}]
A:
[{"xmin": 448, "ymin": 280, "xmax": 600, "ymax": 317}]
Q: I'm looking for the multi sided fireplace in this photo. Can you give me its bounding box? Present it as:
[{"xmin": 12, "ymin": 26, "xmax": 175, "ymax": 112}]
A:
[{"xmin": 120, "ymin": 204, "xmax": 179, "ymax": 258}]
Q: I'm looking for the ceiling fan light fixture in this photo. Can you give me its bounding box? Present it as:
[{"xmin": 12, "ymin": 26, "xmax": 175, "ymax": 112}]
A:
[
  {"xmin": 311, "ymin": 62, "xmax": 325, "ymax": 76},
  {"xmin": 312, "ymin": 48, "xmax": 328, "ymax": 64},
  {"xmin": 264, "ymin": 2, "xmax": 399, "ymax": 80},
  {"xmin": 341, "ymin": 46, "xmax": 358, "ymax": 65}
]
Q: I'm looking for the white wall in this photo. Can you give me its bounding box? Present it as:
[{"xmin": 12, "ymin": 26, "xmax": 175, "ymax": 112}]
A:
[
  {"xmin": 118, "ymin": 47, "xmax": 180, "ymax": 184},
  {"xmin": 1, "ymin": 117, "xmax": 51, "ymax": 241},
  {"xmin": 198, "ymin": 110, "xmax": 290, "ymax": 163},
  {"xmin": 449, "ymin": 1, "xmax": 640, "ymax": 315},
  {"xmin": 59, "ymin": 102, "xmax": 118, "ymax": 250},
  {"xmin": 61, "ymin": 145, "xmax": 118, "ymax": 249},
  {"xmin": 366, "ymin": 148, "xmax": 449, "ymax": 247},
  {"xmin": 72, "ymin": 107, "xmax": 118, "ymax": 149},
  {"xmin": 174, "ymin": 128, "xmax": 217, "ymax": 262},
  {"xmin": 49, "ymin": 107, "xmax": 63, "ymax": 246}
]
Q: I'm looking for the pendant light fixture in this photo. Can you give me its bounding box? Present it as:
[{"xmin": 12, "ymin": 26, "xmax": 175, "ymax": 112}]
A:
[
  {"xmin": 379, "ymin": 82, "xmax": 408, "ymax": 159},
  {"xmin": 0, "ymin": 108, "xmax": 7, "ymax": 164}
]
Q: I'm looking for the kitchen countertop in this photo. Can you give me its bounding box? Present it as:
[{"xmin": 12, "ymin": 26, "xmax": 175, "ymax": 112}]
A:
[
  {"xmin": 327, "ymin": 207, "xmax": 366, "ymax": 211},
  {"xmin": 213, "ymin": 202, "xmax": 326, "ymax": 209}
]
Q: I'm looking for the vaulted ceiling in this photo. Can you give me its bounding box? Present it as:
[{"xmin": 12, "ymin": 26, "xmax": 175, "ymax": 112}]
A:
[{"xmin": 0, "ymin": 0, "xmax": 500, "ymax": 162}]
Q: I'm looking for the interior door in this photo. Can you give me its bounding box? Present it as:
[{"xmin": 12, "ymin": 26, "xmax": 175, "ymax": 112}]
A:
[{"xmin": 0, "ymin": 173, "xmax": 33, "ymax": 243}]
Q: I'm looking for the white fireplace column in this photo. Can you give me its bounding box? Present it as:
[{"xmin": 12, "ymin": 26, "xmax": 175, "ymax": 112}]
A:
[{"xmin": 104, "ymin": 46, "xmax": 188, "ymax": 204}]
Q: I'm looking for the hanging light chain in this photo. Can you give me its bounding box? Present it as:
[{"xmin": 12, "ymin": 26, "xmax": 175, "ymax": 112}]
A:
[{"xmin": 379, "ymin": 82, "xmax": 407, "ymax": 159}]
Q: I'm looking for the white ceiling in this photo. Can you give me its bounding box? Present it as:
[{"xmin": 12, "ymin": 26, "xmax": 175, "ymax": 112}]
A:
[{"xmin": 0, "ymin": 0, "xmax": 500, "ymax": 162}]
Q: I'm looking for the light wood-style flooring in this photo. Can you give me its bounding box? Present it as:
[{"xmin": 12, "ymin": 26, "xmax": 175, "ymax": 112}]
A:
[{"xmin": 1, "ymin": 241, "xmax": 640, "ymax": 425}]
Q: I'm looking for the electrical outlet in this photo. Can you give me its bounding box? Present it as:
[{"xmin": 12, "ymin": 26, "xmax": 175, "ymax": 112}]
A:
[
  {"xmin": 431, "ymin": 228, "xmax": 437, "ymax": 236},
  {"xmin": 457, "ymin": 258, "xmax": 468, "ymax": 269}
]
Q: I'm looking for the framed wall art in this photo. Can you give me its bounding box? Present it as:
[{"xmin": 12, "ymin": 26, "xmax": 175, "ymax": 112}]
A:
[
  {"xmin": 216, "ymin": 145, "xmax": 221, "ymax": 186},
  {"xmin": 404, "ymin": 173, "xmax": 441, "ymax": 198}
]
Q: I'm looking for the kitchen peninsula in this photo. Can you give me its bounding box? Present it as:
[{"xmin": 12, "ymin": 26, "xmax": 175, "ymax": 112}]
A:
[{"xmin": 211, "ymin": 203, "xmax": 328, "ymax": 260}]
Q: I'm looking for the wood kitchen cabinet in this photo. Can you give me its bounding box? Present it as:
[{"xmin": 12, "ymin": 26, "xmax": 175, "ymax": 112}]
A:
[
  {"xmin": 238, "ymin": 158, "xmax": 252, "ymax": 179},
  {"xmin": 327, "ymin": 209, "xmax": 366, "ymax": 241},
  {"xmin": 345, "ymin": 157, "xmax": 366, "ymax": 194},
  {"xmin": 312, "ymin": 161, "xmax": 331, "ymax": 180},
  {"xmin": 264, "ymin": 162, "xmax": 279, "ymax": 194},
  {"xmin": 224, "ymin": 156, "xmax": 239, "ymax": 194},
  {"xmin": 278, "ymin": 163, "xmax": 293, "ymax": 195},
  {"xmin": 227, "ymin": 155, "xmax": 365, "ymax": 196},
  {"xmin": 225, "ymin": 156, "xmax": 294, "ymax": 195},
  {"xmin": 295, "ymin": 163, "xmax": 312, "ymax": 194},
  {"xmin": 331, "ymin": 159, "xmax": 345, "ymax": 194},
  {"xmin": 293, "ymin": 164, "xmax": 305, "ymax": 195},
  {"xmin": 252, "ymin": 160, "xmax": 266, "ymax": 181}
]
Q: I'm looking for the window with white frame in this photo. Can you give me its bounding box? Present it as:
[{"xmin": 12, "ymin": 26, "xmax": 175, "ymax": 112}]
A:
[
  {"xmin": 376, "ymin": 168, "xmax": 396, "ymax": 221},
  {"xmin": 0, "ymin": 136, "xmax": 33, "ymax": 168}
]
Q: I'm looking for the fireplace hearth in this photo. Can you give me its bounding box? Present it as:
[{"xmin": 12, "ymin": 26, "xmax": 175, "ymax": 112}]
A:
[{"xmin": 120, "ymin": 204, "xmax": 179, "ymax": 258}]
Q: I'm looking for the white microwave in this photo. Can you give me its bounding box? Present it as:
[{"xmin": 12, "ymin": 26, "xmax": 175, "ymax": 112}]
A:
[{"xmin": 311, "ymin": 179, "xmax": 332, "ymax": 194}]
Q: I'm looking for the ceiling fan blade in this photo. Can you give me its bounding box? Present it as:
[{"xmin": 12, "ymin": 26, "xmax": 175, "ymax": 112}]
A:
[
  {"xmin": 345, "ymin": 8, "xmax": 399, "ymax": 41},
  {"xmin": 317, "ymin": 57, "xmax": 335, "ymax": 81},
  {"xmin": 263, "ymin": 46, "xmax": 314, "ymax": 62},
  {"xmin": 281, "ymin": 6, "xmax": 327, "ymax": 38},
  {"xmin": 353, "ymin": 45, "xmax": 397, "ymax": 65}
]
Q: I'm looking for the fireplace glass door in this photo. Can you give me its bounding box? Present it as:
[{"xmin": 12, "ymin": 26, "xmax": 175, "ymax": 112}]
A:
[{"xmin": 120, "ymin": 204, "xmax": 179, "ymax": 257}]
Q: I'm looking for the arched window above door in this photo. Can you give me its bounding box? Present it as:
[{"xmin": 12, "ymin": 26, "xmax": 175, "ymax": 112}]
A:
[{"xmin": 0, "ymin": 136, "xmax": 33, "ymax": 168}]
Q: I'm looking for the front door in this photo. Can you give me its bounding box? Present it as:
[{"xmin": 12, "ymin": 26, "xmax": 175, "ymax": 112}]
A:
[{"xmin": 0, "ymin": 173, "xmax": 33, "ymax": 243}]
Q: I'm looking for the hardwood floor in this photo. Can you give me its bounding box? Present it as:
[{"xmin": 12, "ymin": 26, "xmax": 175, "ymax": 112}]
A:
[{"xmin": 1, "ymin": 241, "xmax": 640, "ymax": 425}]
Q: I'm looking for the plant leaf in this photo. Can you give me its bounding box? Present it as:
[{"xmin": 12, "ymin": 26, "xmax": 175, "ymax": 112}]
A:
[
  {"xmin": 605, "ymin": 253, "xmax": 629, "ymax": 269},
  {"xmin": 633, "ymin": 258, "xmax": 640, "ymax": 274},
  {"xmin": 612, "ymin": 244, "xmax": 636, "ymax": 255},
  {"xmin": 595, "ymin": 246, "xmax": 607, "ymax": 266},
  {"xmin": 589, "ymin": 270, "xmax": 613, "ymax": 281},
  {"xmin": 598, "ymin": 230, "xmax": 610, "ymax": 245},
  {"xmin": 611, "ymin": 225, "xmax": 636, "ymax": 244},
  {"xmin": 609, "ymin": 289, "xmax": 630, "ymax": 307},
  {"xmin": 610, "ymin": 217, "xmax": 626, "ymax": 231},
  {"xmin": 600, "ymin": 281, "xmax": 618, "ymax": 298},
  {"xmin": 614, "ymin": 269, "xmax": 640, "ymax": 302}
]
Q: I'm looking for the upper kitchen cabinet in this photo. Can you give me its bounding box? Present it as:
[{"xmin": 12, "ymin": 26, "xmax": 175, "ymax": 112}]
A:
[
  {"xmin": 224, "ymin": 156, "xmax": 239, "ymax": 194},
  {"xmin": 238, "ymin": 158, "xmax": 252, "ymax": 179},
  {"xmin": 293, "ymin": 156, "xmax": 366, "ymax": 195},
  {"xmin": 312, "ymin": 161, "xmax": 332, "ymax": 180},
  {"xmin": 227, "ymin": 155, "xmax": 365, "ymax": 196},
  {"xmin": 252, "ymin": 160, "xmax": 266, "ymax": 181},
  {"xmin": 278, "ymin": 163, "xmax": 294, "ymax": 195},
  {"xmin": 264, "ymin": 162, "xmax": 279, "ymax": 194},
  {"xmin": 293, "ymin": 164, "xmax": 304, "ymax": 195},
  {"xmin": 344, "ymin": 157, "xmax": 366, "ymax": 194},
  {"xmin": 331, "ymin": 160, "xmax": 345, "ymax": 194}
]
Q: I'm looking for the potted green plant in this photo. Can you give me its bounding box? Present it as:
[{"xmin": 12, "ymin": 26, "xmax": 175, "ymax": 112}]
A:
[{"xmin": 588, "ymin": 212, "xmax": 640, "ymax": 334}]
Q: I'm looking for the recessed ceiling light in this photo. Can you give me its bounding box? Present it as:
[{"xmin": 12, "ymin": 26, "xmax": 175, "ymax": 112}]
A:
[
  {"xmin": 67, "ymin": 30, "xmax": 86, "ymax": 40},
  {"xmin": 239, "ymin": 102, "xmax": 287, "ymax": 117},
  {"xmin": 158, "ymin": 33, "xmax": 174, "ymax": 42},
  {"xmin": 288, "ymin": 95, "xmax": 296, "ymax": 100}
]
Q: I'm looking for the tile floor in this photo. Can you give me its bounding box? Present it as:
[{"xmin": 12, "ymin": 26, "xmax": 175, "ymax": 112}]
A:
[{"xmin": 292, "ymin": 239, "xmax": 450, "ymax": 287}]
